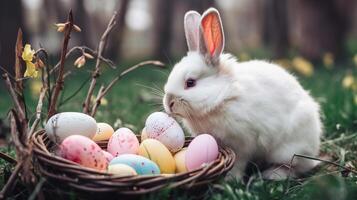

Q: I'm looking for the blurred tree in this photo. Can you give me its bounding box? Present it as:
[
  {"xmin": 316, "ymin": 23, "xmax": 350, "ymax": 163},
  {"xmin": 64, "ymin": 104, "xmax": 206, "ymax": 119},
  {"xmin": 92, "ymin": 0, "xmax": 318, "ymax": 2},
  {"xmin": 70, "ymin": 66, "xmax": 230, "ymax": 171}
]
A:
[
  {"xmin": 0, "ymin": 0, "xmax": 26, "ymax": 75},
  {"xmin": 290, "ymin": 0, "xmax": 356, "ymax": 61},
  {"xmin": 262, "ymin": 0, "xmax": 288, "ymax": 58},
  {"xmin": 187, "ymin": 0, "xmax": 216, "ymax": 13},
  {"xmin": 153, "ymin": 0, "xmax": 176, "ymax": 61},
  {"xmin": 154, "ymin": 0, "xmax": 215, "ymax": 61},
  {"xmin": 74, "ymin": 0, "xmax": 92, "ymax": 47},
  {"xmin": 106, "ymin": 0, "xmax": 130, "ymax": 62}
]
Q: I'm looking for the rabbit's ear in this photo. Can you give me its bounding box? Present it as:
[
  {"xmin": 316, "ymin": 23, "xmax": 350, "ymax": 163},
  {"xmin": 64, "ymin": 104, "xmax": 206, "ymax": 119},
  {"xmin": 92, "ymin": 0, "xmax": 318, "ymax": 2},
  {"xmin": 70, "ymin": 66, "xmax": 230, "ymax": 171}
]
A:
[
  {"xmin": 184, "ymin": 11, "xmax": 201, "ymax": 52},
  {"xmin": 199, "ymin": 8, "xmax": 225, "ymax": 65}
]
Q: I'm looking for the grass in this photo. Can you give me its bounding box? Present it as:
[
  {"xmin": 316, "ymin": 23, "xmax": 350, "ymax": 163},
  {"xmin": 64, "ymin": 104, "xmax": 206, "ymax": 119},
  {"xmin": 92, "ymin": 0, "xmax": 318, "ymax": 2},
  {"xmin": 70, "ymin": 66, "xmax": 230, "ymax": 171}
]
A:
[{"xmin": 0, "ymin": 57, "xmax": 357, "ymax": 199}]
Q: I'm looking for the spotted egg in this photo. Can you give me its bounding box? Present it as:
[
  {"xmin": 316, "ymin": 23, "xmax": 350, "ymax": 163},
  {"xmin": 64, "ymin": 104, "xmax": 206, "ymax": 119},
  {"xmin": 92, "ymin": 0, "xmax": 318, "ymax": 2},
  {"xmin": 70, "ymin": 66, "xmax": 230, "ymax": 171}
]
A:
[
  {"xmin": 59, "ymin": 135, "xmax": 107, "ymax": 171},
  {"xmin": 107, "ymin": 128, "xmax": 139, "ymax": 157},
  {"xmin": 109, "ymin": 154, "xmax": 160, "ymax": 175},
  {"xmin": 102, "ymin": 150, "xmax": 114, "ymax": 163},
  {"xmin": 145, "ymin": 112, "xmax": 185, "ymax": 153}
]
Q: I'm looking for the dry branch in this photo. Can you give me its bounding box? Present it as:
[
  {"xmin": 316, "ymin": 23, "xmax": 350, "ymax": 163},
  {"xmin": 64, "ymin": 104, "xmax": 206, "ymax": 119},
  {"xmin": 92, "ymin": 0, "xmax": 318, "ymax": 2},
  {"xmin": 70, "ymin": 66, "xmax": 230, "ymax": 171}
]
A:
[
  {"xmin": 28, "ymin": 86, "xmax": 48, "ymax": 139},
  {"xmin": 0, "ymin": 162, "xmax": 23, "ymax": 199},
  {"xmin": 49, "ymin": 46, "xmax": 116, "ymax": 74},
  {"xmin": 83, "ymin": 12, "xmax": 117, "ymax": 114},
  {"xmin": 48, "ymin": 10, "xmax": 74, "ymax": 118},
  {"xmin": 0, "ymin": 151, "xmax": 17, "ymax": 164},
  {"xmin": 90, "ymin": 60, "xmax": 164, "ymax": 117}
]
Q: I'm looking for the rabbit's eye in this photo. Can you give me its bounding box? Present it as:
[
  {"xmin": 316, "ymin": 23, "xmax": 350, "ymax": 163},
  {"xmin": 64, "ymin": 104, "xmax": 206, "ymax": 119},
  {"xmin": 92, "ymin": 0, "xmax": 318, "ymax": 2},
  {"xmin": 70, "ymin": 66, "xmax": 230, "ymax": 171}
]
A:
[{"xmin": 185, "ymin": 78, "xmax": 196, "ymax": 89}]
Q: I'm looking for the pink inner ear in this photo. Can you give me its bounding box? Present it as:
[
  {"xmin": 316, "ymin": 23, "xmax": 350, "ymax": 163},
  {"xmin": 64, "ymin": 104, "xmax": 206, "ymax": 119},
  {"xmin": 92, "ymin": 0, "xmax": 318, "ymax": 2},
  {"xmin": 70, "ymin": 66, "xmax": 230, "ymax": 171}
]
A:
[{"xmin": 201, "ymin": 13, "xmax": 222, "ymax": 56}]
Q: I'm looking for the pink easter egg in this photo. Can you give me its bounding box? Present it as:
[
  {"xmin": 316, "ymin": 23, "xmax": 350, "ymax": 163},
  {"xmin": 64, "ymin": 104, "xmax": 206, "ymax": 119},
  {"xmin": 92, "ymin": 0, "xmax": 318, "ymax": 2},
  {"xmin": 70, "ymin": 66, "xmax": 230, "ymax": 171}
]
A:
[
  {"xmin": 59, "ymin": 135, "xmax": 107, "ymax": 171},
  {"xmin": 185, "ymin": 134, "xmax": 219, "ymax": 171},
  {"xmin": 107, "ymin": 128, "xmax": 139, "ymax": 157},
  {"xmin": 102, "ymin": 150, "xmax": 114, "ymax": 163}
]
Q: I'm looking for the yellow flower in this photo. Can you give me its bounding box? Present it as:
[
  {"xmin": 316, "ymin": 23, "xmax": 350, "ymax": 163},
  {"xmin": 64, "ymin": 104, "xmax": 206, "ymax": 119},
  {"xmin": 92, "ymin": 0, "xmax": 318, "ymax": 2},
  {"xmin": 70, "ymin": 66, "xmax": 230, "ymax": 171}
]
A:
[
  {"xmin": 22, "ymin": 44, "xmax": 39, "ymax": 78},
  {"xmin": 342, "ymin": 74, "xmax": 354, "ymax": 89},
  {"xmin": 22, "ymin": 44, "xmax": 35, "ymax": 62},
  {"xmin": 24, "ymin": 61, "xmax": 38, "ymax": 78},
  {"xmin": 292, "ymin": 57, "xmax": 314, "ymax": 77},
  {"xmin": 322, "ymin": 52, "xmax": 334, "ymax": 69},
  {"xmin": 74, "ymin": 55, "xmax": 86, "ymax": 68},
  {"xmin": 354, "ymin": 95, "xmax": 357, "ymax": 105}
]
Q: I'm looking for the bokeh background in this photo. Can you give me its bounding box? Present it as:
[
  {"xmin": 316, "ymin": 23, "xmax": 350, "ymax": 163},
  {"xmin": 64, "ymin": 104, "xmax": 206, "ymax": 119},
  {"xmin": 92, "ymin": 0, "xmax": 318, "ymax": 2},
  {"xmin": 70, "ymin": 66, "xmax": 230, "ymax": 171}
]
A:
[{"xmin": 1, "ymin": 0, "xmax": 357, "ymax": 66}]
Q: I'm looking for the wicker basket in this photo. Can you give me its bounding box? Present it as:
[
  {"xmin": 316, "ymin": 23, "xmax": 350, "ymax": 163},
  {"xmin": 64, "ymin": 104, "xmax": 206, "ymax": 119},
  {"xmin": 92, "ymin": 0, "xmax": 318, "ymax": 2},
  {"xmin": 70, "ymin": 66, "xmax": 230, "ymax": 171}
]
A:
[{"xmin": 32, "ymin": 130, "xmax": 235, "ymax": 197}]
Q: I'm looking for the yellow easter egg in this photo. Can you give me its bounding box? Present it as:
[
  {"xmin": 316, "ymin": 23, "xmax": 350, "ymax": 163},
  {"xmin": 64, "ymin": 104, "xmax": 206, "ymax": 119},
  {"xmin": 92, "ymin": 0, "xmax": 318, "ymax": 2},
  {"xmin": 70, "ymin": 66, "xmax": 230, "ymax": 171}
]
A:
[
  {"xmin": 138, "ymin": 139, "xmax": 176, "ymax": 174},
  {"xmin": 141, "ymin": 127, "xmax": 148, "ymax": 141},
  {"xmin": 92, "ymin": 123, "xmax": 114, "ymax": 142},
  {"xmin": 107, "ymin": 164, "xmax": 137, "ymax": 176},
  {"xmin": 174, "ymin": 148, "xmax": 188, "ymax": 173}
]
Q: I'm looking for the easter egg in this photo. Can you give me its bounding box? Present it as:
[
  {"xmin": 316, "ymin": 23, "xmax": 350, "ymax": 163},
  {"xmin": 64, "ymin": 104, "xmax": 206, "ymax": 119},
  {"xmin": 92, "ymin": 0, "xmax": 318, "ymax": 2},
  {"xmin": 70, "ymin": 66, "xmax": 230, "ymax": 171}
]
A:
[
  {"xmin": 107, "ymin": 128, "xmax": 139, "ymax": 157},
  {"xmin": 102, "ymin": 150, "xmax": 114, "ymax": 163},
  {"xmin": 107, "ymin": 164, "xmax": 137, "ymax": 176},
  {"xmin": 174, "ymin": 148, "xmax": 188, "ymax": 173},
  {"xmin": 138, "ymin": 139, "xmax": 176, "ymax": 174},
  {"xmin": 110, "ymin": 154, "xmax": 160, "ymax": 175},
  {"xmin": 141, "ymin": 127, "xmax": 148, "ymax": 141},
  {"xmin": 145, "ymin": 112, "xmax": 185, "ymax": 153},
  {"xmin": 59, "ymin": 135, "xmax": 107, "ymax": 171},
  {"xmin": 185, "ymin": 134, "xmax": 219, "ymax": 171},
  {"xmin": 92, "ymin": 123, "xmax": 114, "ymax": 142},
  {"xmin": 45, "ymin": 112, "xmax": 97, "ymax": 143}
]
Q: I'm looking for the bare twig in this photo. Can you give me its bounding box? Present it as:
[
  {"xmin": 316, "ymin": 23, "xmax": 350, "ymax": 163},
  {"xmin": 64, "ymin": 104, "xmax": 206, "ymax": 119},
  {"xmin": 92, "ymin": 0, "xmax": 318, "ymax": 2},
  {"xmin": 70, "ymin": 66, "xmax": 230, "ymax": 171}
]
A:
[
  {"xmin": 14, "ymin": 29, "xmax": 28, "ymax": 122},
  {"xmin": 284, "ymin": 153, "xmax": 357, "ymax": 194},
  {"xmin": 49, "ymin": 46, "xmax": 116, "ymax": 74},
  {"xmin": 90, "ymin": 85, "xmax": 105, "ymax": 116},
  {"xmin": 48, "ymin": 10, "xmax": 74, "ymax": 118},
  {"xmin": 0, "ymin": 65, "xmax": 16, "ymax": 81},
  {"xmin": 28, "ymin": 86, "xmax": 48, "ymax": 139},
  {"xmin": 90, "ymin": 60, "xmax": 164, "ymax": 116},
  {"xmin": 59, "ymin": 76, "xmax": 91, "ymax": 107},
  {"xmin": 83, "ymin": 12, "xmax": 117, "ymax": 114},
  {"xmin": 28, "ymin": 177, "xmax": 46, "ymax": 200},
  {"xmin": 99, "ymin": 61, "xmax": 164, "ymax": 101},
  {"xmin": 0, "ymin": 162, "xmax": 23, "ymax": 199},
  {"xmin": 2, "ymin": 74, "xmax": 26, "ymax": 122},
  {"xmin": 14, "ymin": 28, "xmax": 24, "ymax": 92},
  {"xmin": 0, "ymin": 151, "xmax": 17, "ymax": 164}
]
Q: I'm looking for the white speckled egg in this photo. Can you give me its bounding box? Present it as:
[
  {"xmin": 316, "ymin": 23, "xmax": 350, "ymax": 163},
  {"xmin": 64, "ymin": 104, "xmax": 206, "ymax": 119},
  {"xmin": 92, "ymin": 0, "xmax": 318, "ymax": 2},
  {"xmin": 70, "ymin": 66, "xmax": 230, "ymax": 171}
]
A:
[
  {"xmin": 45, "ymin": 112, "xmax": 97, "ymax": 143},
  {"xmin": 107, "ymin": 128, "xmax": 139, "ymax": 157},
  {"xmin": 59, "ymin": 135, "xmax": 107, "ymax": 171},
  {"xmin": 145, "ymin": 112, "xmax": 184, "ymax": 153}
]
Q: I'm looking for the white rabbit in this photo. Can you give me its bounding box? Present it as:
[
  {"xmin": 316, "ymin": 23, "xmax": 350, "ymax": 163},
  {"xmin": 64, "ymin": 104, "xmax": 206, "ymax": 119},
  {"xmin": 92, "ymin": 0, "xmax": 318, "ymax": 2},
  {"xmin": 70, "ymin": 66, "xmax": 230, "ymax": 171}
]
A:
[{"xmin": 162, "ymin": 8, "xmax": 322, "ymax": 180}]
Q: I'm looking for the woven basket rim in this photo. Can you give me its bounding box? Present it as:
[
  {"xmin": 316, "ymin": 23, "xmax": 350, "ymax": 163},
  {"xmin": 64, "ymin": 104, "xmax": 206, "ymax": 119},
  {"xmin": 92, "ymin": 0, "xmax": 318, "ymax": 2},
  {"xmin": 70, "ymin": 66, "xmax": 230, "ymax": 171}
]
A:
[{"xmin": 31, "ymin": 129, "xmax": 236, "ymax": 196}]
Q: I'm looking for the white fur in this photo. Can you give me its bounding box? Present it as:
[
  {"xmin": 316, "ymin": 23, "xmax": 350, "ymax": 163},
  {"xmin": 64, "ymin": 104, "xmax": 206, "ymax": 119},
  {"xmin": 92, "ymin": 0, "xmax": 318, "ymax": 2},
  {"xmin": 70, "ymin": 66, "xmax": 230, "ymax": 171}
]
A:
[
  {"xmin": 163, "ymin": 53, "xmax": 322, "ymax": 179},
  {"xmin": 163, "ymin": 9, "xmax": 322, "ymax": 180}
]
